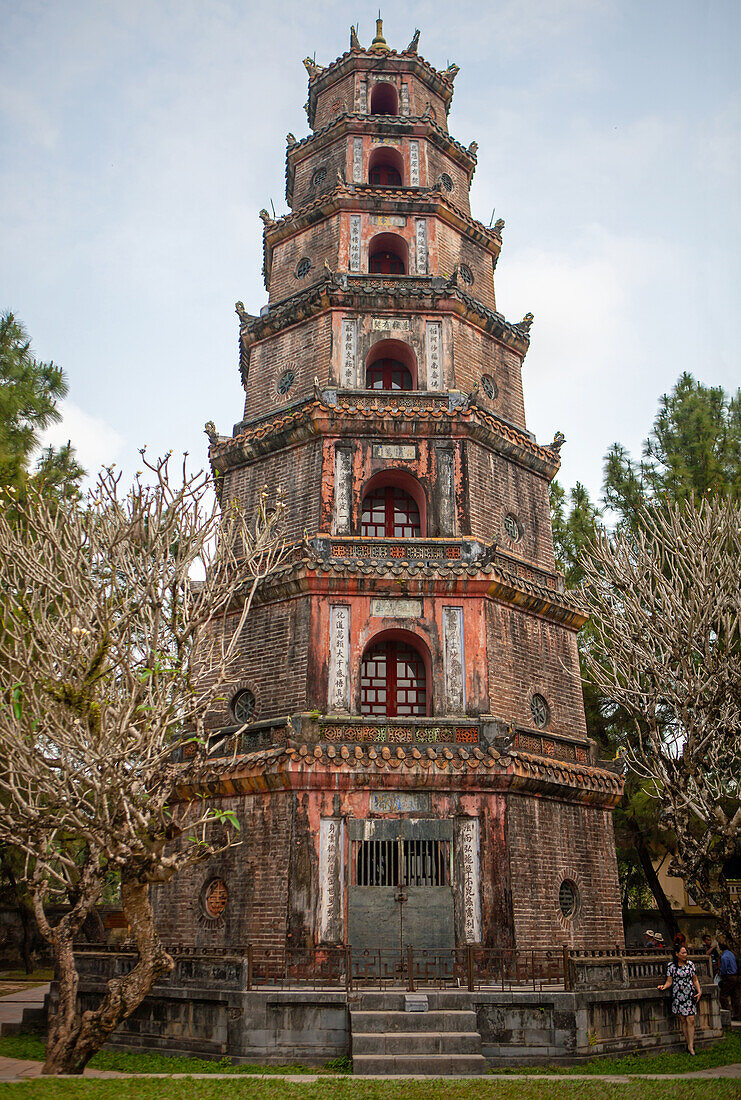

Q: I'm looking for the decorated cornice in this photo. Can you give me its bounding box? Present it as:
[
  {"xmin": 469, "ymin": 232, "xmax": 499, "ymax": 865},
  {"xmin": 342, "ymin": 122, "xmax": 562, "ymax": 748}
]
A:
[
  {"xmin": 262, "ymin": 184, "xmax": 499, "ymax": 288},
  {"xmin": 239, "ymin": 272, "xmax": 530, "ymax": 359},
  {"xmin": 210, "ymin": 394, "xmax": 559, "ymax": 481},
  {"xmin": 177, "ymin": 742, "xmax": 623, "ymax": 808},
  {"xmin": 304, "ymin": 51, "xmax": 457, "ymax": 130},
  {"xmin": 285, "ymin": 114, "xmax": 476, "ymax": 206}
]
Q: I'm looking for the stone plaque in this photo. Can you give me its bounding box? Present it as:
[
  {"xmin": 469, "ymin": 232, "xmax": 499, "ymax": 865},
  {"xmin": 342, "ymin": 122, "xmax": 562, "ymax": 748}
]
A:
[
  {"xmin": 459, "ymin": 818, "xmax": 482, "ymax": 944},
  {"xmin": 415, "ymin": 218, "xmax": 427, "ymax": 275},
  {"xmin": 426, "ymin": 321, "xmax": 442, "ymax": 390},
  {"xmin": 443, "ymin": 606, "xmax": 465, "ymax": 712},
  {"xmin": 355, "ymin": 78, "xmax": 367, "ymax": 113},
  {"xmin": 341, "ymin": 317, "xmax": 357, "ymax": 387},
  {"xmin": 400, "ymin": 84, "xmax": 410, "ymax": 117},
  {"xmin": 370, "ymin": 792, "xmax": 430, "ymax": 813},
  {"xmin": 370, "ymin": 215, "xmax": 407, "ymax": 228},
  {"xmin": 371, "ymin": 315, "xmax": 410, "ymax": 329},
  {"xmin": 409, "ymin": 140, "xmax": 420, "ymax": 186},
  {"xmin": 352, "ymin": 137, "xmax": 363, "ymax": 183},
  {"xmin": 372, "ymin": 443, "xmax": 416, "ymax": 459},
  {"xmin": 371, "ymin": 598, "xmax": 423, "ymax": 618},
  {"xmin": 318, "ymin": 818, "xmax": 344, "ymax": 942},
  {"xmin": 349, "ymin": 215, "xmax": 361, "ymax": 272},
  {"xmin": 435, "ymin": 446, "xmax": 455, "ymax": 534},
  {"xmin": 333, "ymin": 447, "xmax": 352, "ymax": 534},
  {"xmin": 370, "ymin": 135, "xmax": 401, "ymax": 146},
  {"xmin": 328, "ymin": 605, "xmax": 351, "ymax": 710}
]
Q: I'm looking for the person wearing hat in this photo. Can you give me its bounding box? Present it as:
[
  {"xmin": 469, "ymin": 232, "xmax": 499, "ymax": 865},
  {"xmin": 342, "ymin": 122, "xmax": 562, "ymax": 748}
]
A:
[{"xmin": 644, "ymin": 929, "xmax": 664, "ymax": 951}]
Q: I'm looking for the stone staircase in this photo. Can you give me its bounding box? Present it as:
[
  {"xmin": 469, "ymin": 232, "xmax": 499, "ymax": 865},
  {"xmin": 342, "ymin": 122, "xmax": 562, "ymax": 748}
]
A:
[{"xmin": 350, "ymin": 992, "xmax": 487, "ymax": 1075}]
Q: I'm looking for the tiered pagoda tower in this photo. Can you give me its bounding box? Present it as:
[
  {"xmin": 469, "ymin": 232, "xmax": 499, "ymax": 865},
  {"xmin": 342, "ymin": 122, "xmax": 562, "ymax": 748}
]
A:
[{"xmin": 155, "ymin": 24, "xmax": 624, "ymax": 957}]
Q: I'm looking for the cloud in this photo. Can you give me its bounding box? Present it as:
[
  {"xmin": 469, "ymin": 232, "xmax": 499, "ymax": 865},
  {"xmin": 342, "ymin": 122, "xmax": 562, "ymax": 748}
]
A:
[{"xmin": 40, "ymin": 402, "xmax": 124, "ymax": 478}]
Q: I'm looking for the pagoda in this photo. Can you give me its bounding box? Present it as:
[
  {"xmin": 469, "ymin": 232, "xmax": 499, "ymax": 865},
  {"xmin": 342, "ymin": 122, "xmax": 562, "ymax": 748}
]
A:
[{"xmin": 154, "ymin": 23, "xmax": 624, "ymax": 958}]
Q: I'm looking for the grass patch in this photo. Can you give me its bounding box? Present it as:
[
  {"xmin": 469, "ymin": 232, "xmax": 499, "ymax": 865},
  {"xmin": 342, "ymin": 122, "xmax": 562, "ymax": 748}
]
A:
[
  {"xmin": 0, "ymin": 968, "xmax": 53, "ymax": 982},
  {"xmin": 0, "ymin": 1032, "xmax": 350, "ymax": 1076},
  {"xmin": 0, "ymin": 1080, "xmax": 739, "ymax": 1099},
  {"xmin": 489, "ymin": 1031, "xmax": 740, "ymax": 1076}
]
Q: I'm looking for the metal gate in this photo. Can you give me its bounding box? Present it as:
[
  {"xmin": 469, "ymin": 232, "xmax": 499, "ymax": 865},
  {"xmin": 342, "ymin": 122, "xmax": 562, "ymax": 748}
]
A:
[{"xmin": 347, "ymin": 819, "xmax": 455, "ymax": 956}]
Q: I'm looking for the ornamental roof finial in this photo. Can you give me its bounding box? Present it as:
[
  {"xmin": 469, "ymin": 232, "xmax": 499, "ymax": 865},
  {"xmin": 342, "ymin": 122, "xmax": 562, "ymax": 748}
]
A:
[{"xmin": 370, "ymin": 14, "xmax": 389, "ymax": 53}]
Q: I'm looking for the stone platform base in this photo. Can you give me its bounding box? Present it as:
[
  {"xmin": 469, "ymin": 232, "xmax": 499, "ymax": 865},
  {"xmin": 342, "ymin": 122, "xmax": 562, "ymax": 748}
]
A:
[{"xmin": 55, "ymin": 973, "xmax": 724, "ymax": 1069}]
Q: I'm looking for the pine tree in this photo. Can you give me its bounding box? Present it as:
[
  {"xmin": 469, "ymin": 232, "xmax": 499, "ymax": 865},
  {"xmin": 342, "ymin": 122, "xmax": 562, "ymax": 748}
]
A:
[{"xmin": 0, "ymin": 311, "xmax": 84, "ymax": 499}]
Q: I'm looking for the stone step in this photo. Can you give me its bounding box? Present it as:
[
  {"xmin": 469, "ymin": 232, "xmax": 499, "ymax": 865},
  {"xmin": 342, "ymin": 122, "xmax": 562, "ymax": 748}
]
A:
[
  {"xmin": 353, "ymin": 1053, "xmax": 488, "ymax": 1076},
  {"xmin": 350, "ymin": 1009, "xmax": 478, "ymax": 1033},
  {"xmin": 353, "ymin": 1030, "xmax": 482, "ymax": 1055}
]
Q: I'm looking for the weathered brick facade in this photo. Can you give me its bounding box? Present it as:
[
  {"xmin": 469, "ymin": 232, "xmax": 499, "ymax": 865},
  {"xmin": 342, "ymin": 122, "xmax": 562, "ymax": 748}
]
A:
[{"xmin": 153, "ymin": 24, "xmax": 624, "ymax": 956}]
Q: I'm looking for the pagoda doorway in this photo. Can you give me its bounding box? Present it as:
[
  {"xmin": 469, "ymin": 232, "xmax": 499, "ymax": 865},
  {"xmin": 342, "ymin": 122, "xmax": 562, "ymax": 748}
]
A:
[{"xmin": 347, "ymin": 819, "xmax": 455, "ymax": 957}]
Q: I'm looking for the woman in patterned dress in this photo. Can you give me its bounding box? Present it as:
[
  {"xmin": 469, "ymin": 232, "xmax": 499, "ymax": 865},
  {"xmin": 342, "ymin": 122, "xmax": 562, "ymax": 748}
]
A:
[{"xmin": 658, "ymin": 944, "xmax": 702, "ymax": 1054}]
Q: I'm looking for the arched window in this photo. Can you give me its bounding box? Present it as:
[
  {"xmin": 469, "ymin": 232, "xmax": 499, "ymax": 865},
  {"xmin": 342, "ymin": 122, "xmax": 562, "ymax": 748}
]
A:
[
  {"xmin": 370, "ymin": 82, "xmax": 398, "ymax": 116},
  {"xmin": 365, "ymin": 338, "xmax": 417, "ymax": 390},
  {"xmin": 361, "ymin": 486, "xmax": 421, "ymax": 538},
  {"xmin": 366, "ymin": 359, "xmax": 413, "ymax": 390},
  {"xmin": 360, "ymin": 639, "xmax": 427, "ymax": 717},
  {"xmin": 368, "ymin": 233, "xmax": 407, "ymax": 275},
  {"xmin": 368, "ymin": 147, "xmax": 403, "ymax": 187}
]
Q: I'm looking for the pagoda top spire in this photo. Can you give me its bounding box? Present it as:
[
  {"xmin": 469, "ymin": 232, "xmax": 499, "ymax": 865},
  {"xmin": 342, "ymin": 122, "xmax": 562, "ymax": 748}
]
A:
[{"xmin": 369, "ymin": 15, "xmax": 389, "ymax": 53}]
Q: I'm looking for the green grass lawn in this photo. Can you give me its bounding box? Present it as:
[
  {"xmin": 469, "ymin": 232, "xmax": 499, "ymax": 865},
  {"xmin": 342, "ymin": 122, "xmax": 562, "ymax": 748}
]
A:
[
  {"xmin": 0, "ymin": 1033, "xmax": 350, "ymax": 1076},
  {"xmin": 0, "ymin": 969, "xmax": 53, "ymax": 983},
  {"xmin": 0, "ymin": 1080, "xmax": 739, "ymax": 1100},
  {"xmin": 0, "ymin": 1029, "xmax": 738, "ymax": 1080},
  {"xmin": 490, "ymin": 1030, "xmax": 741, "ymax": 1075}
]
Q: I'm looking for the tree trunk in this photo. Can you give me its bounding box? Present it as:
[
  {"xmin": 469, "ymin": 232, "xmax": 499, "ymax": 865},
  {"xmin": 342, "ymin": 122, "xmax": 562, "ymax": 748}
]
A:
[
  {"xmin": 634, "ymin": 835, "xmax": 680, "ymax": 941},
  {"xmin": 42, "ymin": 872, "xmax": 173, "ymax": 1075}
]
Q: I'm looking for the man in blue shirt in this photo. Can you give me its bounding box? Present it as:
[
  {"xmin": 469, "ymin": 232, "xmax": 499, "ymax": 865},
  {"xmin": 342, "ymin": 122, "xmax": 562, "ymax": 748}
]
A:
[{"xmin": 718, "ymin": 941, "xmax": 739, "ymax": 1018}]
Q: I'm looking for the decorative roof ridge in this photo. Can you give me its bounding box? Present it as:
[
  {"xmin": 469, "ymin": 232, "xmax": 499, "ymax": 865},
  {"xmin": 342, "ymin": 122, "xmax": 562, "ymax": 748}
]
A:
[
  {"xmin": 200, "ymin": 741, "xmax": 623, "ymax": 799},
  {"xmin": 288, "ymin": 112, "xmax": 473, "ymax": 162},
  {"xmin": 214, "ymin": 391, "xmax": 555, "ymax": 470},
  {"xmin": 303, "ymin": 554, "xmax": 586, "ymax": 616},
  {"xmin": 241, "ymin": 273, "xmax": 528, "ymax": 352}
]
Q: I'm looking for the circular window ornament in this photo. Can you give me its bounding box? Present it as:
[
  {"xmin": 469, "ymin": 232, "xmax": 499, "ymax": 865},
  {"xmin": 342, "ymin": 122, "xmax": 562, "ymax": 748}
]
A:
[
  {"xmin": 425, "ymin": 102, "xmax": 437, "ymax": 120},
  {"xmin": 503, "ymin": 512, "xmax": 522, "ymax": 542},
  {"xmin": 311, "ymin": 166, "xmax": 327, "ymax": 187},
  {"xmin": 559, "ymin": 879, "xmax": 578, "ymax": 919},
  {"xmin": 439, "ymin": 172, "xmax": 454, "ymax": 192},
  {"xmin": 232, "ymin": 689, "xmax": 255, "ymax": 724},
  {"xmin": 459, "ymin": 263, "xmax": 474, "ymax": 285},
  {"xmin": 530, "ymin": 693, "xmax": 550, "ymax": 729},
  {"xmin": 203, "ymin": 878, "xmax": 228, "ymax": 920},
  {"xmin": 481, "ymin": 374, "xmax": 498, "ymax": 399},
  {"xmin": 277, "ymin": 369, "xmax": 296, "ymax": 396},
  {"xmin": 295, "ymin": 257, "xmax": 312, "ymax": 279},
  {"xmin": 330, "ymin": 99, "xmax": 344, "ymax": 115}
]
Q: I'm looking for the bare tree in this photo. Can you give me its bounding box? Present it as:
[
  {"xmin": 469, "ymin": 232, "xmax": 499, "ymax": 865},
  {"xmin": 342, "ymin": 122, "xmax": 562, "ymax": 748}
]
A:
[
  {"xmin": 0, "ymin": 455, "xmax": 287, "ymax": 1074},
  {"xmin": 580, "ymin": 497, "xmax": 741, "ymax": 942}
]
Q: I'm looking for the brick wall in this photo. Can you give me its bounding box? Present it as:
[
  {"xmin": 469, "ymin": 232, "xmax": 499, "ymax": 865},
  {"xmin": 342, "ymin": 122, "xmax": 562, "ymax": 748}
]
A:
[
  {"xmin": 485, "ymin": 602, "xmax": 585, "ymax": 736},
  {"xmin": 451, "ymin": 320, "xmax": 526, "ymax": 428},
  {"xmin": 435, "ymin": 221, "xmax": 496, "ymax": 311},
  {"xmin": 465, "ymin": 440, "xmax": 555, "ymax": 566},
  {"xmin": 312, "ymin": 72, "xmax": 356, "ymax": 132},
  {"xmin": 242, "ymin": 313, "xmax": 332, "ymax": 421},
  {"xmin": 223, "ymin": 438, "xmax": 324, "ymax": 542},
  {"xmin": 426, "ymin": 145, "xmax": 471, "ymax": 215},
  {"xmin": 151, "ymin": 792, "xmax": 294, "ymax": 951},
  {"xmin": 269, "ymin": 217, "xmax": 341, "ymax": 304},
  {"xmin": 208, "ymin": 596, "xmax": 313, "ymax": 725},
  {"xmin": 506, "ymin": 795, "xmax": 625, "ymax": 949},
  {"xmin": 290, "ymin": 135, "xmax": 347, "ymax": 212}
]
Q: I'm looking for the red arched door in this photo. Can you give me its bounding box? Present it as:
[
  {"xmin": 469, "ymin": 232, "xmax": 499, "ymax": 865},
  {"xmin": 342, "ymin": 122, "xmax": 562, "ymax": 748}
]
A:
[
  {"xmin": 369, "ymin": 250, "xmax": 405, "ymax": 274},
  {"xmin": 360, "ymin": 640, "xmax": 427, "ymax": 717},
  {"xmin": 361, "ymin": 486, "xmax": 421, "ymax": 538},
  {"xmin": 366, "ymin": 358, "xmax": 413, "ymax": 390},
  {"xmin": 369, "ymin": 164, "xmax": 402, "ymax": 186}
]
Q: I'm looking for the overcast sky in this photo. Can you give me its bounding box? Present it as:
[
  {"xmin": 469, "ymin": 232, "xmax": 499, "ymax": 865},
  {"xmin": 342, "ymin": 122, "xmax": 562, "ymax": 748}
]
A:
[{"xmin": 1, "ymin": 0, "xmax": 739, "ymax": 507}]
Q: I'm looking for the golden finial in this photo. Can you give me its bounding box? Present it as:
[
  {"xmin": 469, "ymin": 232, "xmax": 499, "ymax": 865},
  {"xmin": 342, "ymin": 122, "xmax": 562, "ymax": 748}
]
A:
[{"xmin": 370, "ymin": 14, "xmax": 389, "ymax": 53}]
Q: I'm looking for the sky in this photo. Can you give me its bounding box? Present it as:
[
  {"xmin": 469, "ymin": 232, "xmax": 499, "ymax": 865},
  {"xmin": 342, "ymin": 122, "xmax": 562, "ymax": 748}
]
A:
[{"xmin": 1, "ymin": 0, "xmax": 739, "ymax": 507}]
